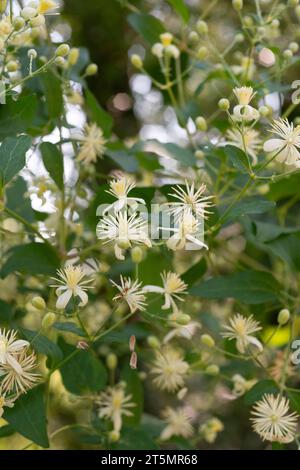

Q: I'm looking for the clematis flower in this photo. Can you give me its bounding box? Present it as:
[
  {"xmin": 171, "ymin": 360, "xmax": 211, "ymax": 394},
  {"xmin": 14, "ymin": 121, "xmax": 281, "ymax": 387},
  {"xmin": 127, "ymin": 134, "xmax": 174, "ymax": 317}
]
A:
[
  {"xmin": 232, "ymin": 86, "xmax": 259, "ymax": 122},
  {"xmin": 0, "ymin": 329, "xmax": 29, "ymax": 374},
  {"xmin": 226, "ymin": 128, "xmax": 262, "ymax": 165},
  {"xmin": 111, "ymin": 276, "xmax": 146, "ymax": 313},
  {"xmin": 144, "ymin": 271, "xmax": 187, "ymax": 314},
  {"xmin": 51, "ymin": 265, "xmax": 94, "ymax": 309},
  {"xmin": 221, "ymin": 313, "xmax": 263, "ymax": 354},
  {"xmin": 160, "ymin": 407, "xmax": 193, "ymax": 440},
  {"xmin": 263, "ymin": 118, "xmax": 300, "ymax": 165},
  {"xmin": 103, "ymin": 176, "xmax": 145, "ymax": 214}
]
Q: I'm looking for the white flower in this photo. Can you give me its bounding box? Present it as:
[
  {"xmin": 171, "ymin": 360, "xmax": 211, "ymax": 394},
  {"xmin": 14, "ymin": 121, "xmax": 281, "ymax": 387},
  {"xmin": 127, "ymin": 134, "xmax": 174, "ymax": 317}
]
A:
[
  {"xmin": 251, "ymin": 394, "xmax": 298, "ymax": 443},
  {"xmin": 103, "ymin": 176, "xmax": 145, "ymax": 214},
  {"xmin": 66, "ymin": 249, "xmax": 99, "ymax": 276},
  {"xmin": 0, "ymin": 350, "xmax": 39, "ymax": 394},
  {"xmin": 0, "ymin": 329, "xmax": 29, "ymax": 374},
  {"xmin": 51, "ymin": 265, "xmax": 94, "ymax": 309},
  {"xmin": 76, "ymin": 123, "xmax": 106, "ymax": 164},
  {"xmin": 163, "ymin": 321, "xmax": 201, "ymax": 343},
  {"xmin": 96, "ymin": 384, "xmax": 135, "ymax": 432},
  {"xmin": 167, "ymin": 181, "xmax": 213, "ymax": 220},
  {"xmin": 200, "ymin": 417, "xmax": 224, "ymax": 443},
  {"xmin": 0, "ymin": 393, "xmax": 15, "ymax": 418},
  {"xmin": 38, "ymin": 0, "xmax": 58, "ymax": 14},
  {"xmin": 233, "ymin": 86, "xmax": 259, "ymax": 122},
  {"xmin": 144, "ymin": 271, "xmax": 187, "ymax": 314},
  {"xmin": 232, "ymin": 374, "xmax": 257, "ymax": 397},
  {"xmin": 160, "ymin": 407, "xmax": 194, "ymax": 440},
  {"xmin": 226, "ymin": 128, "xmax": 262, "ymax": 165},
  {"xmin": 221, "ymin": 313, "xmax": 263, "ymax": 354},
  {"xmin": 151, "ymin": 347, "xmax": 189, "ymax": 392},
  {"xmin": 163, "ymin": 209, "xmax": 208, "ymax": 251},
  {"xmin": 263, "ymin": 118, "xmax": 300, "ymax": 165},
  {"xmin": 97, "ymin": 211, "xmax": 151, "ymax": 260},
  {"xmin": 111, "ymin": 276, "xmax": 146, "ymax": 313}
]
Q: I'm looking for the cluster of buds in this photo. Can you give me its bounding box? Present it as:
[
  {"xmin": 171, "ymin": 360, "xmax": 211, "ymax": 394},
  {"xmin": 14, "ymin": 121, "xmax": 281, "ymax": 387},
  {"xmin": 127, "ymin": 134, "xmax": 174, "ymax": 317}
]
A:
[
  {"xmin": 129, "ymin": 335, "xmax": 137, "ymax": 369},
  {"xmin": 151, "ymin": 32, "xmax": 180, "ymax": 60}
]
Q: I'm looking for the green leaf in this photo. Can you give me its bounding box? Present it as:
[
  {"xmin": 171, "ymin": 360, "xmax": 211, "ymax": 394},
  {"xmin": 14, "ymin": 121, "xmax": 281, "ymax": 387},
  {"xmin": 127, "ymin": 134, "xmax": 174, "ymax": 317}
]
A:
[
  {"xmin": 20, "ymin": 328, "xmax": 63, "ymax": 363},
  {"xmin": 266, "ymin": 234, "xmax": 300, "ymax": 271},
  {"xmin": 3, "ymin": 385, "xmax": 49, "ymax": 448},
  {"xmin": 41, "ymin": 70, "xmax": 63, "ymax": 120},
  {"xmin": 167, "ymin": 0, "xmax": 190, "ymax": 23},
  {"xmin": 268, "ymin": 173, "xmax": 300, "ymax": 201},
  {"xmin": 127, "ymin": 13, "xmax": 165, "ymax": 45},
  {"xmin": 105, "ymin": 143, "xmax": 138, "ymax": 172},
  {"xmin": 190, "ymin": 270, "xmax": 281, "ymax": 304},
  {"xmin": 0, "ymin": 424, "xmax": 15, "ymax": 438},
  {"xmin": 40, "ymin": 142, "xmax": 64, "ymax": 190},
  {"xmin": 0, "ymin": 299, "xmax": 13, "ymax": 322},
  {"xmin": 1, "ymin": 242, "xmax": 60, "ymax": 278},
  {"xmin": 0, "ymin": 94, "xmax": 37, "ymax": 138},
  {"xmin": 224, "ymin": 197, "xmax": 275, "ymax": 222},
  {"xmin": 224, "ymin": 144, "xmax": 251, "ymax": 174},
  {"xmin": 0, "ymin": 135, "xmax": 32, "ymax": 186},
  {"xmin": 244, "ymin": 380, "xmax": 278, "ymax": 405},
  {"xmin": 6, "ymin": 177, "xmax": 35, "ymax": 223},
  {"xmin": 59, "ymin": 338, "xmax": 107, "ymax": 395},
  {"xmin": 114, "ymin": 426, "xmax": 159, "ymax": 450},
  {"xmin": 53, "ymin": 321, "xmax": 85, "ymax": 337},
  {"xmin": 182, "ymin": 258, "xmax": 207, "ymax": 285},
  {"xmin": 85, "ymin": 89, "xmax": 113, "ymax": 137},
  {"xmin": 287, "ymin": 391, "xmax": 300, "ymax": 413},
  {"xmin": 121, "ymin": 366, "xmax": 143, "ymax": 426}
]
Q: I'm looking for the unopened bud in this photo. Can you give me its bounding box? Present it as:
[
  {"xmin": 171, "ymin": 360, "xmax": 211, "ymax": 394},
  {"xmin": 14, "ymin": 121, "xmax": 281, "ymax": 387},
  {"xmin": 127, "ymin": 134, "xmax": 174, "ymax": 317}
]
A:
[
  {"xmin": 177, "ymin": 314, "xmax": 191, "ymax": 325},
  {"xmin": 195, "ymin": 150, "xmax": 204, "ymax": 159},
  {"xmin": 197, "ymin": 46, "xmax": 209, "ymax": 60},
  {"xmin": 129, "ymin": 335, "xmax": 136, "ymax": 352},
  {"xmin": 41, "ymin": 312, "xmax": 56, "ymax": 329},
  {"xmin": 6, "ymin": 61, "xmax": 19, "ymax": 72},
  {"xmin": 21, "ymin": 7, "xmax": 37, "ymax": 20},
  {"xmin": 147, "ymin": 335, "xmax": 160, "ymax": 349},
  {"xmin": 130, "ymin": 351, "xmax": 138, "ymax": 369},
  {"xmin": 277, "ymin": 309, "xmax": 290, "ymax": 326},
  {"xmin": 109, "ymin": 430, "xmax": 120, "ymax": 442},
  {"xmin": 289, "ymin": 42, "xmax": 299, "ymax": 53},
  {"xmin": 54, "ymin": 56, "xmax": 66, "ymax": 67},
  {"xmin": 235, "ymin": 33, "xmax": 244, "ymax": 43},
  {"xmin": 196, "ymin": 20, "xmax": 208, "ymax": 35},
  {"xmin": 130, "ymin": 54, "xmax": 143, "ymax": 69},
  {"xmin": 232, "ymin": 0, "xmax": 243, "ymax": 11},
  {"xmin": 201, "ymin": 334, "xmax": 215, "ymax": 348},
  {"xmin": 196, "ymin": 116, "xmax": 208, "ymax": 132},
  {"xmin": 188, "ymin": 31, "xmax": 199, "ymax": 43},
  {"xmin": 30, "ymin": 14, "xmax": 45, "ymax": 27},
  {"xmin": 283, "ymin": 49, "xmax": 293, "ymax": 59},
  {"xmin": 218, "ymin": 98, "xmax": 230, "ymax": 111},
  {"xmin": 165, "ymin": 44, "xmax": 180, "ymax": 59},
  {"xmin": 55, "ymin": 43, "xmax": 70, "ymax": 57},
  {"xmin": 67, "ymin": 48, "xmax": 79, "ymax": 66},
  {"xmin": 258, "ymin": 48, "xmax": 276, "ymax": 68},
  {"xmin": 85, "ymin": 63, "xmax": 98, "ymax": 76},
  {"xmin": 131, "ymin": 246, "xmax": 143, "ymax": 264},
  {"xmin": 271, "ymin": 19, "xmax": 280, "ymax": 28},
  {"xmin": 106, "ymin": 353, "xmax": 118, "ymax": 370},
  {"xmin": 31, "ymin": 296, "xmax": 46, "ymax": 310},
  {"xmin": 177, "ymin": 387, "xmax": 188, "ymax": 400},
  {"xmin": 13, "ymin": 16, "xmax": 25, "ymax": 31},
  {"xmin": 258, "ymin": 105, "xmax": 269, "ymax": 117},
  {"xmin": 206, "ymin": 364, "xmax": 220, "ymax": 376},
  {"xmin": 243, "ymin": 16, "xmax": 253, "ymax": 27}
]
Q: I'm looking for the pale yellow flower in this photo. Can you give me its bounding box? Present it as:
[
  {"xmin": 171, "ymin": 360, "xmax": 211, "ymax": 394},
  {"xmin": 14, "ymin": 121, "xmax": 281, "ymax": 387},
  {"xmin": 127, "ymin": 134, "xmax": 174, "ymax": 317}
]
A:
[
  {"xmin": 77, "ymin": 123, "xmax": 106, "ymax": 164},
  {"xmin": 0, "ymin": 329, "xmax": 29, "ymax": 374},
  {"xmin": 263, "ymin": 118, "xmax": 300, "ymax": 165},
  {"xmin": 144, "ymin": 271, "xmax": 187, "ymax": 314},
  {"xmin": 38, "ymin": 0, "xmax": 57, "ymax": 14},
  {"xmin": 160, "ymin": 407, "xmax": 193, "ymax": 440},
  {"xmin": 0, "ymin": 350, "xmax": 39, "ymax": 394},
  {"xmin": 221, "ymin": 314, "xmax": 263, "ymax": 354},
  {"xmin": 226, "ymin": 128, "xmax": 262, "ymax": 165},
  {"xmin": 51, "ymin": 265, "xmax": 94, "ymax": 309},
  {"xmin": 151, "ymin": 347, "xmax": 189, "ymax": 392},
  {"xmin": 96, "ymin": 384, "xmax": 135, "ymax": 432},
  {"xmin": 111, "ymin": 276, "xmax": 146, "ymax": 313}
]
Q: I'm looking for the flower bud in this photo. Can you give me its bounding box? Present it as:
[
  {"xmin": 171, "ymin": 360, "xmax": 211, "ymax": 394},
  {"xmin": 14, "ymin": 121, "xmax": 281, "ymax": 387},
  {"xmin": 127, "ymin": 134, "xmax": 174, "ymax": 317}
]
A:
[
  {"xmin": 130, "ymin": 54, "xmax": 143, "ymax": 69},
  {"xmin": 201, "ymin": 334, "xmax": 215, "ymax": 348},
  {"xmin": 21, "ymin": 7, "xmax": 37, "ymax": 20},
  {"xmin": 243, "ymin": 16, "xmax": 253, "ymax": 27},
  {"xmin": 188, "ymin": 31, "xmax": 199, "ymax": 43},
  {"xmin": 258, "ymin": 48, "xmax": 276, "ymax": 67},
  {"xmin": 151, "ymin": 43, "xmax": 164, "ymax": 58},
  {"xmin": 147, "ymin": 335, "xmax": 160, "ymax": 349},
  {"xmin": 283, "ymin": 49, "xmax": 293, "ymax": 59},
  {"xmin": 55, "ymin": 43, "xmax": 70, "ymax": 57},
  {"xmin": 109, "ymin": 430, "xmax": 120, "ymax": 442},
  {"xmin": 271, "ymin": 19, "xmax": 280, "ymax": 28},
  {"xmin": 218, "ymin": 98, "xmax": 230, "ymax": 111},
  {"xmin": 131, "ymin": 246, "xmax": 143, "ymax": 264},
  {"xmin": 196, "ymin": 20, "xmax": 208, "ymax": 35},
  {"xmin": 206, "ymin": 364, "xmax": 219, "ymax": 376},
  {"xmin": 6, "ymin": 61, "xmax": 18, "ymax": 72},
  {"xmin": 258, "ymin": 105, "xmax": 269, "ymax": 117},
  {"xmin": 54, "ymin": 56, "xmax": 66, "ymax": 67},
  {"xmin": 0, "ymin": 0, "xmax": 7, "ymax": 14},
  {"xmin": 85, "ymin": 63, "xmax": 98, "ymax": 76},
  {"xmin": 195, "ymin": 149, "xmax": 204, "ymax": 159},
  {"xmin": 177, "ymin": 387, "xmax": 188, "ymax": 400},
  {"xmin": 196, "ymin": 116, "xmax": 208, "ymax": 132},
  {"xmin": 197, "ymin": 46, "xmax": 209, "ymax": 60},
  {"xmin": 277, "ymin": 309, "xmax": 290, "ymax": 326},
  {"xmin": 129, "ymin": 335, "xmax": 136, "ymax": 352},
  {"xmin": 77, "ymin": 340, "xmax": 89, "ymax": 350},
  {"xmin": 160, "ymin": 32, "xmax": 173, "ymax": 47},
  {"xmin": 41, "ymin": 312, "xmax": 56, "ymax": 329},
  {"xmin": 176, "ymin": 314, "xmax": 191, "ymax": 325},
  {"xmin": 28, "ymin": 49, "xmax": 37, "ymax": 59},
  {"xmin": 289, "ymin": 42, "xmax": 299, "ymax": 53},
  {"xmin": 30, "ymin": 14, "xmax": 45, "ymax": 27},
  {"xmin": 130, "ymin": 351, "xmax": 138, "ymax": 369},
  {"xmin": 235, "ymin": 33, "xmax": 244, "ymax": 43},
  {"xmin": 232, "ymin": 0, "xmax": 243, "ymax": 10},
  {"xmin": 68, "ymin": 48, "xmax": 79, "ymax": 66},
  {"xmin": 106, "ymin": 353, "xmax": 118, "ymax": 370},
  {"xmin": 165, "ymin": 44, "xmax": 180, "ymax": 59},
  {"xmin": 31, "ymin": 296, "xmax": 46, "ymax": 310}
]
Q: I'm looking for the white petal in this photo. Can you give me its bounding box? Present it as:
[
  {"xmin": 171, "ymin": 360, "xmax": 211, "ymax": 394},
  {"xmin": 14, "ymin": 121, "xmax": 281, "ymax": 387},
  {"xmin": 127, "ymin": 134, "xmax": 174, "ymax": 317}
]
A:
[
  {"xmin": 56, "ymin": 289, "xmax": 72, "ymax": 309},
  {"xmin": 76, "ymin": 288, "xmax": 88, "ymax": 306},
  {"xmin": 248, "ymin": 336, "xmax": 263, "ymax": 351},
  {"xmin": 6, "ymin": 353, "xmax": 23, "ymax": 374},
  {"xmin": 263, "ymin": 138, "xmax": 284, "ymax": 152},
  {"xmin": 143, "ymin": 285, "xmax": 164, "ymax": 294},
  {"xmin": 8, "ymin": 340, "xmax": 29, "ymax": 352},
  {"xmin": 114, "ymin": 244, "xmax": 125, "ymax": 260}
]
